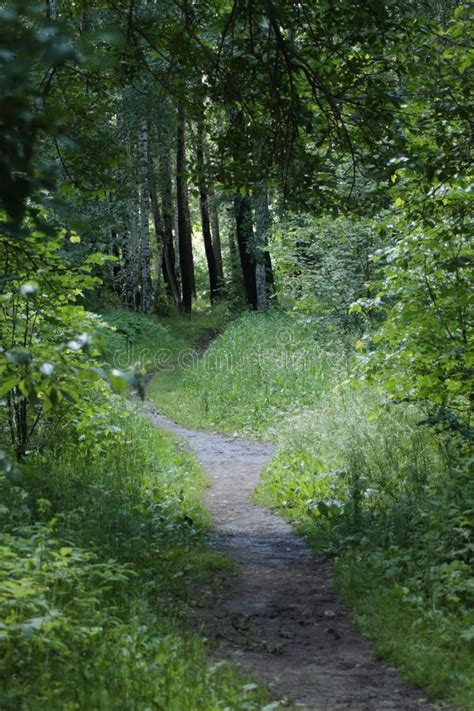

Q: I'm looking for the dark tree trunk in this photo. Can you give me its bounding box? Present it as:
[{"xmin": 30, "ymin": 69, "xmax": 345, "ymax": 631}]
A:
[
  {"xmin": 197, "ymin": 122, "xmax": 220, "ymax": 303},
  {"xmin": 150, "ymin": 154, "xmax": 181, "ymax": 307},
  {"xmin": 234, "ymin": 194, "xmax": 257, "ymax": 309},
  {"xmin": 176, "ymin": 105, "xmax": 194, "ymax": 313},
  {"xmin": 203, "ymin": 131, "xmax": 224, "ymax": 286},
  {"xmin": 159, "ymin": 150, "xmax": 180, "ymax": 299},
  {"xmin": 254, "ymin": 188, "xmax": 275, "ymax": 309},
  {"xmin": 227, "ymin": 217, "xmax": 240, "ymax": 282},
  {"xmin": 209, "ymin": 192, "xmax": 224, "ymax": 285},
  {"xmin": 138, "ymin": 118, "xmax": 153, "ymax": 313}
]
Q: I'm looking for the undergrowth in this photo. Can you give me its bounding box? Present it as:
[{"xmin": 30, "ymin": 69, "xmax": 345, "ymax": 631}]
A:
[
  {"xmin": 101, "ymin": 302, "xmax": 229, "ymax": 374},
  {"xmin": 153, "ymin": 309, "xmax": 474, "ymax": 709},
  {"xmin": 0, "ymin": 397, "xmax": 276, "ymax": 710}
]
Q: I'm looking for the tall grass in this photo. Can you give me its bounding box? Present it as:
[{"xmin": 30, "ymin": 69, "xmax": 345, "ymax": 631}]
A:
[
  {"xmin": 151, "ymin": 311, "xmax": 348, "ymax": 436},
  {"xmin": 152, "ymin": 309, "xmax": 474, "ymax": 709},
  {"xmin": 0, "ymin": 402, "xmax": 275, "ymax": 710}
]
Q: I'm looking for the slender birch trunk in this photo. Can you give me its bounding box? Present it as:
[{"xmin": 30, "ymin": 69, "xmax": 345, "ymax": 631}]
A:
[
  {"xmin": 126, "ymin": 133, "xmax": 141, "ymax": 310},
  {"xmin": 122, "ymin": 226, "xmax": 134, "ymax": 306},
  {"xmin": 129, "ymin": 200, "xmax": 140, "ymax": 310},
  {"xmin": 46, "ymin": 0, "xmax": 58, "ymax": 19},
  {"xmin": 197, "ymin": 121, "xmax": 220, "ymax": 303}
]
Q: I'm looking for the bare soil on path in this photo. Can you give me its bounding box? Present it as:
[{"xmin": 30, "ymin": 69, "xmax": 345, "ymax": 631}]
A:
[{"xmin": 147, "ymin": 404, "xmax": 451, "ymax": 711}]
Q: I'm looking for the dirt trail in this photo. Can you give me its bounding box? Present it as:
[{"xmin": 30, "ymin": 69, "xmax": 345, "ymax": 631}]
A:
[{"xmin": 147, "ymin": 404, "xmax": 449, "ymax": 711}]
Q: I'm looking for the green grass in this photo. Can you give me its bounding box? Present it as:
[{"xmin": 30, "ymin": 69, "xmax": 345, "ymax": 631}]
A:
[
  {"xmin": 149, "ymin": 310, "xmax": 347, "ymax": 435},
  {"xmin": 148, "ymin": 308, "xmax": 474, "ymax": 710},
  {"xmin": 98, "ymin": 308, "xmax": 187, "ymax": 372},
  {"xmin": 335, "ymin": 556, "xmax": 474, "ymax": 710},
  {"xmin": 100, "ymin": 304, "xmax": 230, "ymax": 412},
  {"xmin": 0, "ymin": 398, "xmax": 278, "ymax": 710}
]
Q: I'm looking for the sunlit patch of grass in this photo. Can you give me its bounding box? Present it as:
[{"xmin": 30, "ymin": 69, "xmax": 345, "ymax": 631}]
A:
[{"xmin": 150, "ymin": 310, "xmax": 347, "ymax": 436}]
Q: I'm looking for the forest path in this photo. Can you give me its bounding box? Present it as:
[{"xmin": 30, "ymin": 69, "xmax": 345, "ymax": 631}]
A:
[{"xmin": 147, "ymin": 404, "xmax": 445, "ymax": 711}]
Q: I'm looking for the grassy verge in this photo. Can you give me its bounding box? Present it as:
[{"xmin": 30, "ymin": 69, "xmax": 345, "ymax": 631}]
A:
[
  {"xmin": 149, "ymin": 310, "xmax": 347, "ymax": 435},
  {"xmin": 151, "ymin": 309, "xmax": 474, "ymax": 709},
  {"xmin": 0, "ymin": 388, "xmax": 277, "ymax": 708},
  {"xmin": 100, "ymin": 302, "xmax": 229, "ymax": 371},
  {"xmin": 334, "ymin": 556, "xmax": 474, "ymax": 708}
]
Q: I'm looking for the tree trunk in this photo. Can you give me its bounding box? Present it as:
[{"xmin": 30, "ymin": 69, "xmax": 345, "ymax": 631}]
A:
[
  {"xmin": 176, "ymin": 105, "xmax": 194, "ymax": 313},
  {"xmin": 127, "ymin": 134, "xmax": 141, "ymax": 311},
  {"xmin": 197, "ymin": 122, "xmax": 220, "ymax": 303},
  {"xmin": 46, "ymin": 0, "xmax": 58, "ymax": 19},
  {"xmin": 209, "ymin": 192, "xmax": 224, "ymax": 285},
  {"xmin": 129, "ymin": 201, "xmax": 141, "ymax": 310},
  {"xmin": 149, "ymin": 172, "xmax": 163, "ymax": 300},
  {"xmin": 122, "ymin": 226, "xmax": 134, "ymax": 306},
  {"xmin": 151, "ymin": 153, "xmax": 181, "ymax": 307},
  {"xmin": 234, "ymin": 194, "xmax": 257, "ymax": 309},
  {"xmin": 202, "ymin": 128, "xmax": 224, "ymax": 285},
  {"xmin": 138, "ymin": 118, "xmax": 153, "ymax": 313},
  {"xmin": 184, "ymin": 175, "xmax": 196, "ymax": 299},
  {"xmin": 110, "ymin": 229, "xmax": 121, "ymax": 293},
  {"xmin": 159, "ymin": 150, "xmax": 180, "ymax": 300},
  {"xmin": 254, "ymin": 189, "xmax": 274, "ymax": 310}
]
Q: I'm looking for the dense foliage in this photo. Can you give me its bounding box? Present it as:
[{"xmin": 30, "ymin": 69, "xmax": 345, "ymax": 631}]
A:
[
  {"xmin": 1, "ymin": 403, "xmax": 273, "ymax": 709},
  {"xmin": 1, "ymin": 0, "xmax": 472, "ymax": 708}
]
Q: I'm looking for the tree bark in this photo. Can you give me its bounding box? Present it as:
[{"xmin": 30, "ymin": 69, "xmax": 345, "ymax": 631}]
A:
[
  {"xmin": 254, "ymin": 188, "xmax": 274, "ymax": 310},
  {"xmin": 203, "ymin": 131, "xmax": 224, "ymax": 285},
  {"xmin": 151, "ymin": 152, "xmax": 181, "ymax": 307},
  {"xmin": 129, "ymin": 201, "xmax": 141, "ymax": 310},
  {"xmin": 110, "ymin": 229, "xmax": 122, "ymax": 293},
  {"xmin": 158, "ymin": 150, "xmax": 180, "ymax": 300},
  {"xmin": 127, "ymin": 133, "xmax": 141, "ymax": 311},
  {"xmin": 197, "ymin": 122, "xmax": 220, "ymax": 303},
  {"xmin": 122, "ymin": 226, "xmax": 134, "ymax": 306},
  {"xmin": 46, "ymin": 0, "xmax": 58, "ymax": 19},
  {"xmin": 138, "ymin": 118, "xmax": 153, "ymax": 313},
  {"xmin": 234, "ymin": 194, "xmax": 257, "ymax": 309},
  {"xmin": 209, "ymin": 195, "xmax": 225, "ymax": 291},
  {"xmin": 209, "ymin": 192, "xmax": 225, "ymax": 285},
  {"xmin": 176, "ymin": 105, "xmax": 194, "ymax": 313}
]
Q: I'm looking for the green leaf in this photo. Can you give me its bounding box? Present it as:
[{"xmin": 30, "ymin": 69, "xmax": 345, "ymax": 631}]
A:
[{"xmin": 0, "ymin": 376, "xmax": 18, "ymax": 397}]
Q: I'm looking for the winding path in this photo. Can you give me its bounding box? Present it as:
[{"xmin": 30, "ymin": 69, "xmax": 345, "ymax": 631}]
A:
[{"xmin": 147, "ymin": 404, "xmax": 448, "ymax": 711}]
